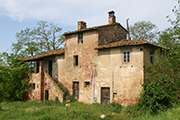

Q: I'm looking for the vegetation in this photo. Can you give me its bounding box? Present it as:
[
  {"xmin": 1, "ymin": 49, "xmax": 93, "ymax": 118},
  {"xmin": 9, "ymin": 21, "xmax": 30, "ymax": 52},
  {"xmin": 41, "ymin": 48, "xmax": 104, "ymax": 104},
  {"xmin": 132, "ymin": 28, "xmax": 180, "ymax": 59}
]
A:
[
  {"xmin": 1, "ymin": 101, "xmax": 180, "ymax": 120},
  {"xmin": 0, "ymin": 53, "xmax": 30, "ymax": 102},
  {"xmin": 12, "ymin": 21, "xmax": 65, "ymax": 57},
  {"xmin": 129, "ymin": 21, "xmax": 158, "ymax": 42},
  {"xmin": 57, "ymin": 82, "xmax": 76, "ymax": 102}
]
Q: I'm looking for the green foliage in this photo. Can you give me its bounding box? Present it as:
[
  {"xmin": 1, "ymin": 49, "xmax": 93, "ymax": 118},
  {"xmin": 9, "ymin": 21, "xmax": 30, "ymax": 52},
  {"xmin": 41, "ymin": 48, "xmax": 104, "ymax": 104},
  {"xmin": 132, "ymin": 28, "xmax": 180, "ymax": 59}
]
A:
[
  {"xmin": 138, "ymin": 48, "xmax": 180, "ymax": 114},
  {"xmin": 130, "ymin": 21, "xmax": 158, "ymax": 42},
  {"xmin": 156, "ymin": 27, "xmax": 179, "ymax": 49},
  {"xmin": 12, "ymin": 21, "xmax": 65, "ymax": 57},
  {"xmin": 0, "ymin": 53, "xmax": 30, "ymax": 102},
  {"xmin": 1, "ymin": 101, "xmax": 180, "ymax": 120},
  {"xmin": 57, "ymin": 82, "xmax": 76, "ymax": 102}
]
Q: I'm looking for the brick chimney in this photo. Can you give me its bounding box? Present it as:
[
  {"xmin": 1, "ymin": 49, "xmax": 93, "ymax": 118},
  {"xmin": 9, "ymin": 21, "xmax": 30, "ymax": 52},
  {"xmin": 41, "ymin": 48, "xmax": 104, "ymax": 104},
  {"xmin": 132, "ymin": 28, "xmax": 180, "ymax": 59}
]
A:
[
  {"xmin": 78, "ymin": 21, "xmax": 87, "ymax": 30},
  {"xmin": 108, "ymin": 11, "xmax": 116, "ymax": 24}
]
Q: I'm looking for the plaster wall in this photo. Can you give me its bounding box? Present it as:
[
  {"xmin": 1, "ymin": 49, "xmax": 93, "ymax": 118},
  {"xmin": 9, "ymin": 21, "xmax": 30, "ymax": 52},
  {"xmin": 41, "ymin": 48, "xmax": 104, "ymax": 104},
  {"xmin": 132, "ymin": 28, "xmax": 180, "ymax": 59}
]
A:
[{"xmin": 96, "ymin": 46, "xmax": 144, "ymax": 105}]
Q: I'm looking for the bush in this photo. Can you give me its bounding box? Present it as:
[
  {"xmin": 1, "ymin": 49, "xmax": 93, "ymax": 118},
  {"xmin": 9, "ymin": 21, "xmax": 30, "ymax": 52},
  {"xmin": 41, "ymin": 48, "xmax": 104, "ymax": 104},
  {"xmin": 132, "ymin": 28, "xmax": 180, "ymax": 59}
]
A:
[
  {"xmin": 57, "ymin": 82, "xmax": 76, "ymax": 103},
  {"xmin": 138, "ymin": 48, "xmax": 180, "ymax": 114}
]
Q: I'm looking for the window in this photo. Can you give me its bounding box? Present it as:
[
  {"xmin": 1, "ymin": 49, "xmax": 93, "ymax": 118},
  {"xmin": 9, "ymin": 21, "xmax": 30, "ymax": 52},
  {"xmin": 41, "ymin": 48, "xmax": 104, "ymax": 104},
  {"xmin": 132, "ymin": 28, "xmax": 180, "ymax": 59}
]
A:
[
  {"xmin": 78, "ymin": 33, "xmax": 83, "ymax": 44},
  {"xmin": 84, "ymin": 81, "xmax": 90, "ymax": 88},
  {"xmin": 36, "ymin": 61, "xmax": 39, "ymax": 73},
  {"xmin": 123, "ymin": 50, "xmax": 130, "ymax": 63},
  {"xmin": 150, "ymin": 51, "xmax": 154, "ymax": 64},
  {"xmin": 32, "ymin": 83, "xmax": 35, "ymax": 89},
  {"xmin": 74, "ymin": 55, "xmax": 78, "ymax": 66}
]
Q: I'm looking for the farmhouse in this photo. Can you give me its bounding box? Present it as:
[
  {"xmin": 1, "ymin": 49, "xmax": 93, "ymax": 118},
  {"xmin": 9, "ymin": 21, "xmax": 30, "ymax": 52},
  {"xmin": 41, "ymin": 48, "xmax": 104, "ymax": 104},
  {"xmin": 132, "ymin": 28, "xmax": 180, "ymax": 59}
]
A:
[{"xmin": 19, "ymin": 11, "xmax": 167, "ymax": 105}]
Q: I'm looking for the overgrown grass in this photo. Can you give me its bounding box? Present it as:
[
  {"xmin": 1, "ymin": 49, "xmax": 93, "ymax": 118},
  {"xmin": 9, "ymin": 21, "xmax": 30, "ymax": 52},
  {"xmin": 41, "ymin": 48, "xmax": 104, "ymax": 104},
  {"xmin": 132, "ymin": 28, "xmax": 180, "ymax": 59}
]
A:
[{"xmin": 0, "ymin": 101, "xmax": 180, "ymax": 120}]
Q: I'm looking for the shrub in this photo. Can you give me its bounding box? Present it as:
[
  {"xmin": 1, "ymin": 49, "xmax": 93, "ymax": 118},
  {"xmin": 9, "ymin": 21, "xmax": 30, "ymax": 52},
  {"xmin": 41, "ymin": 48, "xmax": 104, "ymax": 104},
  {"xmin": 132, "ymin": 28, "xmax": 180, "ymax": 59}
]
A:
[{"xmin": 57, "ymin": 82, "xmax": 76, "ymax": 102}]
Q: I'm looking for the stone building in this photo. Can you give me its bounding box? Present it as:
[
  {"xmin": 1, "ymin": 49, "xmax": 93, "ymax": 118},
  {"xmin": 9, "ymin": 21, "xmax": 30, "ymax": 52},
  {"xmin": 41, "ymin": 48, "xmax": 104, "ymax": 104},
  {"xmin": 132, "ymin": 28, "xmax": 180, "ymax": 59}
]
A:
[{"xmin": 19, "ymin": 11, "xmax": 167, "ymax": 105}]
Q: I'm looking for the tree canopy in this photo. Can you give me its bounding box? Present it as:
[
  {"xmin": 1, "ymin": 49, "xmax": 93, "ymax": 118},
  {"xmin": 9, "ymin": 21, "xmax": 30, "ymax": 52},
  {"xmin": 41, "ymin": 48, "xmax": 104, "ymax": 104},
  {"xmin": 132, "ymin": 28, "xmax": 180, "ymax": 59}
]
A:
[
  {"xmin": 0, "ymin": 53, "xmax": 30, "ymax": 102},
  {"xmin": 12, "ymin": 21, "xmax": 65, "ymax": 57},
  {"xmin": 130, "ymin": 21, "xmax": 158, "ymax": 42}
]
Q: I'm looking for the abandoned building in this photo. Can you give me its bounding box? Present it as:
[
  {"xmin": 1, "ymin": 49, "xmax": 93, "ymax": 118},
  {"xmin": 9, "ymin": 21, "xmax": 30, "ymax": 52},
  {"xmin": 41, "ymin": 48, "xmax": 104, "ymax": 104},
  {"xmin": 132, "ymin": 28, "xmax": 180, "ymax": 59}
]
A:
[{"xmin": 19, "ymin": 11, "xmax": 167, "ymax": 105}]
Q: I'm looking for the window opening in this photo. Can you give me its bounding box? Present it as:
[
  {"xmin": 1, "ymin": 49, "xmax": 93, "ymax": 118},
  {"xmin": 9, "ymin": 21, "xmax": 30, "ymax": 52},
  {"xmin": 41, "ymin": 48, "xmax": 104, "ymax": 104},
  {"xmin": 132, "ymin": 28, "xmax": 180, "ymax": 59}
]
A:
[
  {"xmin": 32, "ymin": 83, "xmax": 35, "ymax": 89},
  {"xmin": 123, "ymin": 50, "xmax": 130, "ymax": 63},
  {"xmin": 150, "ymin": 51, "xmax": 154, "ymax": 64},
  {"xmin": 74, "ymin": 55, "xmax": 78, "ymax": 66},
  {"xmin": 84, "ymin": 81, "xmax": 90, "ymax": 88},
  {"xmin": 78, "ymin": 33, "xmax": 83, "ymax": 44},
  {"xmin": 36, "ymin": 61, "xmax": 39, "ymax": 73}
]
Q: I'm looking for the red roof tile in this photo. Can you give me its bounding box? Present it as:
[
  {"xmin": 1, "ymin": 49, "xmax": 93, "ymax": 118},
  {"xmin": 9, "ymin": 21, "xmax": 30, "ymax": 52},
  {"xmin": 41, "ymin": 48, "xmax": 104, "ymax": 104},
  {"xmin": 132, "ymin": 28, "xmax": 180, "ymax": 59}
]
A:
[
  {"xmin": 18, "ymin": 49, "xmax": 65, "ymax": 61},
  {"xmin": 95, "ymin": 40, "xmax": 168, "ymax": 50},
  {"xmin": 63, "ymin": 22, "xmax": 127, "ymax": 35}
]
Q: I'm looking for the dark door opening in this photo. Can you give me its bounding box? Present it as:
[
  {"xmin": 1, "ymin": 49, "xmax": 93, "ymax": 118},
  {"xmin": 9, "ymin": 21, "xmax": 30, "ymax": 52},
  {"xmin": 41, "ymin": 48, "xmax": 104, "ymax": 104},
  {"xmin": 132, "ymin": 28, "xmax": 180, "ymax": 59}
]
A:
[
  {"xmin": 73, "ymin": 82, "xmax": 79, "ymax": 100},
  {"xmin": 101, "ymin": 87, "xmax": 110, "ymax": 105},
  {"xmin": 45, "ymin": 90, "xmax": 49, "ymax": 100},
  {"xmin": 48, "ymin": 61, "xmax": 52, "ymax": 77}
]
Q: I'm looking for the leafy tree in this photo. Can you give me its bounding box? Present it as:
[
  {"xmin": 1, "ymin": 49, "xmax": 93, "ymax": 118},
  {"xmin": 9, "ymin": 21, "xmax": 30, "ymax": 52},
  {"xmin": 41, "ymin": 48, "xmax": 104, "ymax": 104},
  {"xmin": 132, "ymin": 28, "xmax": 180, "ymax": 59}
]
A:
[
  {"xmin": 12, "ymin": 21, "xmax": 65, "ymax": 57},
  {"xmin": 138, "ymin": 1, "xmax": 180, "ymax": 114},
  {"xmin": 156, "ymin": 27, "xmax": 179, "ymax": 49},
  {"xmin": 130, "ymin": 21, "xmax": 158, "ymax": 42},
  {"xmin": 0, "ymin": 52, "xmax": 30, "ymax": 101}
]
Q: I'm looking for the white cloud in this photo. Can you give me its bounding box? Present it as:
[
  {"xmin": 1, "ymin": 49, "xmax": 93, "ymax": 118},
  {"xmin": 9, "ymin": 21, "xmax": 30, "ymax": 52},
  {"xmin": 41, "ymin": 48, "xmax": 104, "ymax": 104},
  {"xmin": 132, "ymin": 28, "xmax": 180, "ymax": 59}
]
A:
[{"xmin": 0, "ymin": 0, "xmax": 178, "ymax": 29}]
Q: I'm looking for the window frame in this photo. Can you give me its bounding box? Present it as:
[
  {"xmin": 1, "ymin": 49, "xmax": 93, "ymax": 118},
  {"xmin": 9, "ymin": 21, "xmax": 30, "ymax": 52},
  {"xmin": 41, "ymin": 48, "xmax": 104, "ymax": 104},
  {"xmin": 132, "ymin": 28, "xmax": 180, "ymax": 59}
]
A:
[
  {"xmin": 123, "ymin": 50, "xmax": 130, "ymax": 63},
  {"xmin": 150, "ymin": 51, "xmax": 154, "ymax": 64},
  {"xmin": 84, "ymin": 81, "xmax": 90, "ymax": 88},
  {"xmin": 78, "ymin": 33, "xmax": 83, "ymax": 44},
  {"xmin": 74, "ymin": 55, "xmax": 78, "ymax": 66}
]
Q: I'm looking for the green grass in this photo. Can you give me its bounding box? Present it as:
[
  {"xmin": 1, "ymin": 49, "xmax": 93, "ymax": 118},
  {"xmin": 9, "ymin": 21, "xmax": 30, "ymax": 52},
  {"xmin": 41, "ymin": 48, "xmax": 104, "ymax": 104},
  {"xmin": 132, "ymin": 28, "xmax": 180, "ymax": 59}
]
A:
[{"xmin": 0, "ymin": 101, "xmax": 180, "ymax": 120}]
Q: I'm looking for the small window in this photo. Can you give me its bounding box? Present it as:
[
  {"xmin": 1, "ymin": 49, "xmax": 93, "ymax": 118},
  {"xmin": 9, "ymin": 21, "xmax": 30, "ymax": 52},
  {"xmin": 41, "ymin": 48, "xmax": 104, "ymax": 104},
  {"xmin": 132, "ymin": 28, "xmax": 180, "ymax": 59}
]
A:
[
  {"xmin": 74, "ymin": 55, "xmax": 78, "ymax": 66},
  {"xmin": 78, "ymin": 33, "xmax": 83, "ymax": 44},
  {"xmin": 84, "ymin": 82, "xmax": 90, "ymax": 88},
  {"xmin": 36, "ymin": 61, "xmax": 39, "ymax": 73},
  {"xmin": 123, "ymin": 50, "xmax": 130, "ymax": 63},
  {"xmin": 32, "ymin": 83, "xmax": 35, "ymax": 89},
  {"xmin": 150, "ymin": 51, "xmax": 154, "ymax": 64}
]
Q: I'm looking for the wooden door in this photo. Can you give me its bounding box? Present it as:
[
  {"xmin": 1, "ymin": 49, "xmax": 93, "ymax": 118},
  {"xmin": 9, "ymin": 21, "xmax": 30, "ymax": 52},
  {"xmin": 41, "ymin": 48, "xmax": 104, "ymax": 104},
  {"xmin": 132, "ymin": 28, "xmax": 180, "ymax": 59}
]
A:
[
  {"xmin": 73, "ymin": 82, "xmax": 79, "ymax": 100},
  {"xmin": 48, "ymin": 61, "xmax": 52, "ymax": 77},
  {"xmin": 45, "ymin": 90, "xmax": 49, "ymax": 100},
  {"xmin": 101, "ymin": 87, "xmax": 110, "ymax": 105}
]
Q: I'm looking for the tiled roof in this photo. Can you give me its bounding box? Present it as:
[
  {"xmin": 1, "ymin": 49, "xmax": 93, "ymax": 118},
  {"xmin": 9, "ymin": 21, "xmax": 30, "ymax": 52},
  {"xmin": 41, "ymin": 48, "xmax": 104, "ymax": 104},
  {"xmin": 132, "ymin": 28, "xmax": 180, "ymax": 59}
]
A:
[
  {"xmin": 95, "ymin": 40, "xmax": 168, "ymax": 50},
  {"xmin": 63, "ymin": 22, "xmax": 127, "ymax": 35},
  {"xmin": 18, "ymin": 49, "xmax": 65, "ymax": 61}
]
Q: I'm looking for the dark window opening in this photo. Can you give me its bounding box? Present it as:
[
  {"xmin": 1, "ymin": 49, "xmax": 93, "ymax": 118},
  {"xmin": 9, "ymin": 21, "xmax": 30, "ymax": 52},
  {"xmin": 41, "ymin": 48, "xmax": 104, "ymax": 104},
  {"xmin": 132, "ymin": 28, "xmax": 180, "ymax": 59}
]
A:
[
  {"xmin": 45, "ymin": 90, "xmax": 49, "ymax": 100},
  {"xmin": 74, "ymin": 55, "xmax": 78, "ymax": 66},
  {"xmin": 78, "ymin": 33, "xmax": 83, "ymax": 44},
  {"xmin": 123, "ymin": 50, "xmax": 130, "ymax": 63},
  {"xmin": 84, "ymin": 82, "xmax": 90, "ymax": 88},
  {"xmin": 36, "ymin": 61, "xmax": 39, "ymax": 73},
  {"xmin": 73, "ymin": 82, "xmax": 79, "ymax": 100},
  {"xmin": 32, "ymin": 83, "xmax": 35, "ymax": 89},
  {"xmin": 48, "ymin": 61, "xmax": 52, "ymax": 77},
  {"xmin": 150, "ymin": 51, "xmax": 154, "ymax": 64}
]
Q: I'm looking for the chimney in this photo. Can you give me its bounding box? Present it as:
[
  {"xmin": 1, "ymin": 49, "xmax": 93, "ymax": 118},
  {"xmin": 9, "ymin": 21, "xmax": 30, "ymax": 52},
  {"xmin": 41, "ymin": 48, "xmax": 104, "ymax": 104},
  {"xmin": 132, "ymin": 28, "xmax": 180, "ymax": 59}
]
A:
[
  {"xmin": 78, "ymin": 21, "xmax": 87, "ymax": 30},
  {"xmin": 108, "ymin": 11, "xmax": 116, "ymax": 24}
]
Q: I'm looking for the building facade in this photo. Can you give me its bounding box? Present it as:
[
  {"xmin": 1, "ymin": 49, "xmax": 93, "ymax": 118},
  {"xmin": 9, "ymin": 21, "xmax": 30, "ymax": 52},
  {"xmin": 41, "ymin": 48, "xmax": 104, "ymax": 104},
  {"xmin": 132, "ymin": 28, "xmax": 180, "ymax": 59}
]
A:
[{"xmin": 19, "ymin": 11, "xmax": 167, "ymax": 105}]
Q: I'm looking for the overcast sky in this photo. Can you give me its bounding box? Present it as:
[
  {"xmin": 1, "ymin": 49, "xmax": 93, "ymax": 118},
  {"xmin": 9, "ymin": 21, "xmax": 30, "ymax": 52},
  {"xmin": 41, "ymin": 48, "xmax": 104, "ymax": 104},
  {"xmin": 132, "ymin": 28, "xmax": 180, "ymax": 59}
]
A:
[{"xmin": 0, "ymin": 0, "xmax": 178, "ymax": 53}]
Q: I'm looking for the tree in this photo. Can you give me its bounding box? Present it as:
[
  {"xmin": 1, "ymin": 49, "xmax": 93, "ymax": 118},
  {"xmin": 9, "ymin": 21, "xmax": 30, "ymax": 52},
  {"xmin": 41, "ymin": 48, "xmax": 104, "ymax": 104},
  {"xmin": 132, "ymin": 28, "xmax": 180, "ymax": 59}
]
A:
[
  {"xmin": 130, "ymin": 21, "xmax": 158, "ymax": 42},
  {"xmin": 138, "ymin": 1, "xmax": 180, "ymax": 114},
  {"xmin": 12, "ymin": 21, "xmax": 65, "ymax": 57},
  {"xmin": 157, "ymin": 1, "xmax": 180, "ymax": 49},
  {"xmin": 156, "ymin": 27, "xmax": 179, "ymax": 49},
  {"xmin": 0, "ymin": 52, "xmax": 30, "ymax": 101}
]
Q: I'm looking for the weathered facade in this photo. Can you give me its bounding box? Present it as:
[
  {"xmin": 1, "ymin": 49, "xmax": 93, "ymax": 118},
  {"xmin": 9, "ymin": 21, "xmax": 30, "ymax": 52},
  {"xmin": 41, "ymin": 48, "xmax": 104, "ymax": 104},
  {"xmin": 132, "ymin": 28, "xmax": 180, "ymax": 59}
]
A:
[{"xmin": 20, "ymin": 11, "xmax": 167, "ymax": 105}]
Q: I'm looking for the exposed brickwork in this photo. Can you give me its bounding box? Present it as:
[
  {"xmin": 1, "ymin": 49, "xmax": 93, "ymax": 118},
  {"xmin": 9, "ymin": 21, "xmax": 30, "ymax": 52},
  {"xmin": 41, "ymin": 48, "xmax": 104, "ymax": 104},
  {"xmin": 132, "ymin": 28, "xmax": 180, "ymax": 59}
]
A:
[{"xmin": 97, "ymin": 24, "xmax": 127, "ymax": 45}]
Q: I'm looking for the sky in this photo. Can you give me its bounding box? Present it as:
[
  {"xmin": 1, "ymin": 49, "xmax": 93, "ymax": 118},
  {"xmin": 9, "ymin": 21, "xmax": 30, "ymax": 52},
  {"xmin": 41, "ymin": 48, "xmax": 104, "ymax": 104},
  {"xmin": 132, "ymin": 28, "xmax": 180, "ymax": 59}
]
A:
[{"xmin": 0, "ymin": 0, "xmax": 178, "ymax": 53}]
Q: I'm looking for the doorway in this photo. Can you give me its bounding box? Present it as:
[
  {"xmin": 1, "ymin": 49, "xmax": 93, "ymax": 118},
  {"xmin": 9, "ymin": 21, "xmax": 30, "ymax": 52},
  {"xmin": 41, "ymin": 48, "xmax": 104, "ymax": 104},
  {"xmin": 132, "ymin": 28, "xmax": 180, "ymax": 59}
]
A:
[
  {"xmin": 101, "ymin": 87, "xmax": 110, "ymax": 105},
  {"xmin": 45, "ymin": 90, "xmax": 49, "ymax": 100},
  {"xmin": 73, "ymin": 82, "xmax": 79, "ymax": 100},
  {"xmin": 48, "ymin": 61, "xmax": 52, "ymax": 77}
]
